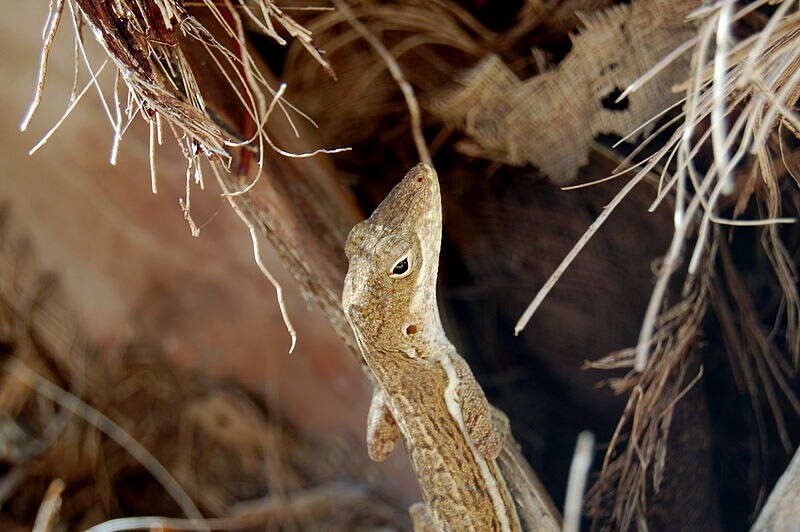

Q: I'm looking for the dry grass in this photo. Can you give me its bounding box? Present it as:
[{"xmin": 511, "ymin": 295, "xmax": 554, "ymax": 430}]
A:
[
  {"xmin": 565, "ymin": 1, "xmax": 800, "ymax": 528},
  {"xmin": 0, "ymin": 211, "xmax": 401, "ymax": 530}
]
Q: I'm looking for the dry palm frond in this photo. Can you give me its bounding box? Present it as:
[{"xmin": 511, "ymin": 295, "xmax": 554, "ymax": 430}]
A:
[
  {"xmin": 22, "ymin": 0, "xmax": 340, "ymax": 205},
  {"xmin": 620, "ymin": 0, "xmax": 800, "ymax": 374},
  {"xmin": 510, "ymin": 0, "xmax": 800, "ymax": 370},
  {"xmin": 585, "ymin": 239, "xmax": 714, "ymax": 531},
  {"xmin": 515, "ymin": 0, "xmax": 800, "ymax": 355},
  {"xmin": 533, "ymin": 1, "xmax": 800, "ymax": 528},
  {"xmin": 20, "ymin": 0, "xmax": 349, "ymax": 352}
]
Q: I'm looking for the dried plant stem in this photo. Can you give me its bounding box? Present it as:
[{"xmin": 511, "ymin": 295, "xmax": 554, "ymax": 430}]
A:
[
  {"xmin": 20, "ymin": 0, "xmax": 65, "ymax": 132},
  {"xmin": 515, "ymin": 168, "xmax": 650, "ymax": 335},
  {"xmin": 221, "ymin": 84, "xmax": 349, "ymax": 197},
  {"xmin": 85, "ymin": 482, "xmax": 368, "ymax": 532},
  {"xmin": 67, "ymin": 0, "xmax": 119, "ymax": 141},
  {"xmin": 711, "ymin": 0, "xmax": 734, "ymax": 195},
  {"xmin": 331, "ymin": 0, "xmax": 432, "ymax": 167},
  {"xmin": 213, "ymin": 164, "xmax": 297, "ymax": 354},
  {"xmin": 32, "ymin": 478, "xmax": 65, "ymax": 532},
  {"xmin": 495, "ymin": 436, "xmax": 561, "ymax": 530},
  {"xmin": 3, "ymin": 357, "xmax": 206, "ymax": 529},
  {"xmin": 149, "ymin": 118, "xmax": 158, "ymax": 194},
  {"xmin": 28, "ymin": 61, "xmax": 109, "ymax": 155},
  {"xmin": 563, "ymin": 431, "xmax": 595, "ymax": 532}
]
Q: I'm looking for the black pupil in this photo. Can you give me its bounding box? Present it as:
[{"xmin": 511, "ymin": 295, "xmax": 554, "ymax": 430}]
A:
[{"xmin": 392, "ymin": 258, "xmax": 409, "ymax": 275}]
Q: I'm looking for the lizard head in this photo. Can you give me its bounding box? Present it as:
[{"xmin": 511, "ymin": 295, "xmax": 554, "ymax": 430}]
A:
[{"xmin": 342, "ymin": 163, "xmax": 447, "ymax": 358}]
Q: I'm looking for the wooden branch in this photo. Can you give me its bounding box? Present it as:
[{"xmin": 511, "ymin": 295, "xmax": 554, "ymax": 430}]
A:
[
  {"xmin": 181, "ymin": 6, "xmax": 365, "ymax": 357},
  {"xmin": 222, "ymin": 144, "xmax": 362, "ymax": 355}
]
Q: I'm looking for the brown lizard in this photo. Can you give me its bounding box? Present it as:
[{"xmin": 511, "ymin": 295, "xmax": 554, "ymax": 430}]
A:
[{"xmin": 342, "ymin": 163, "xmax": 560, "ymax": 531}]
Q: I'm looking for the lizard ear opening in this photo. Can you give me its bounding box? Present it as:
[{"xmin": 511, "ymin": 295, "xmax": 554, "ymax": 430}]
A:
[
  {"xmin": 389, "ymin": 254, "xmax": 413, "ymax": 279},
  {"xmin": 405, "ymin": 324, "xmax": 418, "ymax": 335}
]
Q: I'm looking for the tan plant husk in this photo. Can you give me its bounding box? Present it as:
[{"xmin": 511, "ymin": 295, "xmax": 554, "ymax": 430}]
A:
[{"xmin": 429, "ymin": 0, "xmax": 700, "ymax": 184}]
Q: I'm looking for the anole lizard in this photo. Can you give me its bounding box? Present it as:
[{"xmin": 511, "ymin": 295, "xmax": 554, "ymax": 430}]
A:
[{"xmin": 342, "ymin": 163, "xmax": 560, "ymax": 531}]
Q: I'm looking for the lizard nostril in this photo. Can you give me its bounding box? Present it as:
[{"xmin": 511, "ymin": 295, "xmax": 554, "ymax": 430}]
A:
[{"xmin": 405, "ymin": 324, "xmax": 418, "ymax": 335}]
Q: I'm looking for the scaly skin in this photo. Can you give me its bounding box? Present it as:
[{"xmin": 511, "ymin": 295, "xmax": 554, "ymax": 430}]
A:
[{"xmin": 342, "ymin": 164, "xmax": 522, "ymax": 531}]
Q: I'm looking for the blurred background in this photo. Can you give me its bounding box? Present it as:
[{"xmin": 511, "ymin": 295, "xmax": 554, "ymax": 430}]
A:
[{"xmin": 1, "ymin": 3, "xmax": 415, "ymax": 530}]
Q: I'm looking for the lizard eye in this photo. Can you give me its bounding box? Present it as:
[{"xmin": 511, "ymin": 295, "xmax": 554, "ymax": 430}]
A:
[{"xmin": 389, "ymin": 255, "xmax": 412, "ymax": 278}]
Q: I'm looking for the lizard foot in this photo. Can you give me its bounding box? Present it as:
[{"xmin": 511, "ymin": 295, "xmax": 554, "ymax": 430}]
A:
[
  {"xmin": 490, "ymin": 405, "xmax": 511, "ymax": 441},
  {"xmin": 409, "ymin": 502, "xmax": 438, "ymax": 532},
  {"xmin": 366, "ymin": 387, "xmax": 400, "ymax": 461}
]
